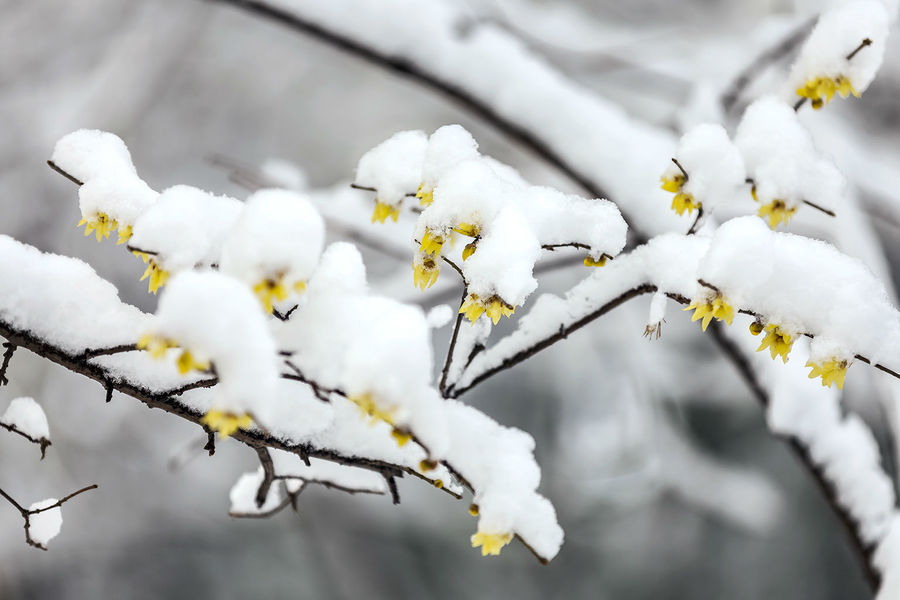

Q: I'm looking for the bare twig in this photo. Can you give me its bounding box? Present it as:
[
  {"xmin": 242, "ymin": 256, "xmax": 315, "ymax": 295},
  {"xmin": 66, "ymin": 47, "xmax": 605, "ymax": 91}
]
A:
[
  {"xmin": 0, "ymin": 342, "xmax": 16, "ymax": 385},
  {"xmin": 0, "ymin": 422, "xmax": 51, "ymax": 459},
  {"xmin": 254, "ymin": 446, "xmax": 276, "ymax": 508},
  {"xmin": 0, "ymin": 483, "xmax": 98, "ymax": 550}
]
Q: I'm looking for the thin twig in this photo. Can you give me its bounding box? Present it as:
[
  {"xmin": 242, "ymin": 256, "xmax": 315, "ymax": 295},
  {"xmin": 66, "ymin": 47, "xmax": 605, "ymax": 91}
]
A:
[
  {"xmin": 0, "ymin": 422, "xmax": 51, "ymax": 459},
  {"xmin": 254, "ymin": 446, "xmax": 276, "ymax": 508}
]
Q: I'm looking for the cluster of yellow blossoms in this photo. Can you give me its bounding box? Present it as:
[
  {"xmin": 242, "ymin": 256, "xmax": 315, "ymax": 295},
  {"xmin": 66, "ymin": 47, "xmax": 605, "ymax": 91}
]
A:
[
  {"xmin": 78, "ymin": 212, "xmax": 132, "ymax": 245},
  {"xmin": 136, "ymin": 253, "xmax": 169, "ymax": 295},
  {"xmin": 348, "ymin": 392, "xmax": 415, "ymax": 449},
  {"xmin": 683, "ymin": 293, "xmax": 734, "ymax": 331},
  {"xmin": 796, "ymin": 75, "xmax": 859, "ymax": 110},
  {"xmin": 660, "ymin": 173, "xmax": 699, "ymax": 217},
  {"xmin": 750, "ymin": 322, "xmax": 794, "ymax": 363},
  {"xmin": 750, "ymin": 186, "xmax": 797, "ymax": 230},
  {"xmin": 460, "ymin": 293, "xmax": 516, "ymax": 325},
  {"xmin": 415, "ymin": 184, "xmax": 434, "ymax": 207}
]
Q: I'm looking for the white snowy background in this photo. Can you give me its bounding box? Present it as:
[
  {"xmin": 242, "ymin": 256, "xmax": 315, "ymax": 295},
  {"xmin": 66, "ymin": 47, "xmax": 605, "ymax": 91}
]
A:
[{"xmin": 2, "ymin": 0, "xmax": 900, "ymax": 598}]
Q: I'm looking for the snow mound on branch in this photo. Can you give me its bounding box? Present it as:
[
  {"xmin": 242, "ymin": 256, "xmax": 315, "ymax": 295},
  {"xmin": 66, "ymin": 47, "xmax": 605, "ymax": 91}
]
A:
[
  {"xmin": 27, "ymin": 499, "xmax": 62, "ymax": 548},
  {"xmin": 1, "ymin": 397, "xmax": 49, "ymax": 440},
  {"xmin": 129, "ymin": 185, "xmax": 243, "ymax": 272},
  {"xmin": 220, "ymin": 188, "xmax": 325, "ymax": 289},
  {"xmin": 271, "ymin": 450, "xmax": 388, "ymax": 494},
  {"xmin": 698, "ymin": 216, "xmax": 900, "ymax": 365},
  {"xmin": 354, "ymin": 130, "xmax": 428, "ymax": 207},
  {"xmin": 150, "ymin": 271, "xmax": 280, "ymax": 419},
  {"xmin": 229, "ymin": 471, "xmax": 284, "ymax": 515},
  {"xmin": 736, "ymin": 96, "xmax": 845, "ymax": 215},
  {"xmin": 0, "ymin": 235, "xmax": 149, "ymax": 353}
]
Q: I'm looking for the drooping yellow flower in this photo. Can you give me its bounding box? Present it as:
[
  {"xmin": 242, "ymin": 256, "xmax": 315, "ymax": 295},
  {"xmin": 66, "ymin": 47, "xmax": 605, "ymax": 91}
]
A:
[
  {"xmin": 349, "ymin": 393, "xmax": 396, "ymax": 426},
  {"xmin": 419, "ymin": 230, "xmax": 445, "ymax": 256},
  {"xmin": 806, "ymin": 358, "xmax": 850, "ymax": 390},
  {"xmin": 201, "ymin": 410, "xmax": 253, "ymax": 438},
  {"xmin": 136, "ymin": 333, "xmax": 177, "ymax": 359},
  {"xmin": 484, "ymin": 296, "xmax": 515, "ymax": 325},
  {"xmin": 413, "ymin": 256, "xmax": 440, "ymax": 290},
  {"xmin": 462, "ymin": 241, "xmax": 478, "ymax": 261},
  {"xmin": 796, "ymin": 75, "xmax": 859, "ymax": 110},
  {"xmin": 133, "ymin": 250, "xmax": 150, "ymax": 263},
  {"xmin": 684, "ymin": 293, "xmax": 734, "ymax": 331},
  {"xmin": 416, "ymin": 183, "xmax": 434, "ymax": 207},
  {"xmin": 176, "ymin": 349, "xmax": 210, "ymax": 375},
  {"xmin": 758, "ymin": 199, "xmax": 797, "ymax": 229},
  {"xmin": 471, "ymin": 531, "xmax": 513, "ymax": 557},
  {"xmin": 661, "ymin": 173, "xmax": 700, "ymax": 216},
  {"xmin": 253, "ymin": 277, "xmax": 290, "ymax": 314},
  {"xmin": 660, "ymin": 174, "xmax": 684, "ymax": 194},
  {"xmin": 391, "ymin": 428, "xmax": 412, "ymax": 447},
  {"xmin": 139, "ymin": 258, "xmax": 169, "ymax": 294},
  {"xmin": 460, "ymin": 294, "xmax": 485, "ymax": 323},
  {"xmin": 78, "ymin": 212, "xmax": 118, "ymax": 242},
  {"xmin": 584, "ymin": 255, "xmax": 607, "ymax": 267},
  {"xmin": 371, "ymin": 200, "xmax": 400, "ymax": 224},
  {"xmin": 453, "ymin": 222, "xmax": 481, "ymax": 237},
  {"xmin": 116, "ymin": 224, "xmax": 133, "ymax": 245},
  {"xmin": 754, "ymin": 323, "xmax": 794, "ymax": 363}
]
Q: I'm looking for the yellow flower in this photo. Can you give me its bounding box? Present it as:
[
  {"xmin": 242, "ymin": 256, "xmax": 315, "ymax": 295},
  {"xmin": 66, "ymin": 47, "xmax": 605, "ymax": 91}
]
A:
[
  {"xmin": 253, "ymin": 277, "xmax": 290, "ymax": 313},
  {"xmin": 684, "ymin": 293, "xmax": 734, "ymax": 331},
  {"xmin": 136, "ymin": 333, "xmax": 176, "ymax": 359},
  {"xmin": 78, "ymin": 212, "xmax": 118, "ymax": 242},
  {"xmin": 116, "ymin": 224, "xmax": 133, "ymax": 245},
  {"xmin": 754, "ymin": 323, "xmax": 794, "ymax": 363},
  {"xmin": 671, "ymin": 192, "xmax": 699, "ymax": 216},
  {"xmin": 371, "ymin": 200, "xmax": 400, "ymax": 224},
  {"xmin": 758, "ymin": 199, "xmax": 797, "ymax": 229},
  {"xmin": 139, "ymin": 258, "xmax": 169, "ymax": 294},
  {"xmin": 201, "ymin": 410, "xmax": 253, "ymax": 438},
  {"xmin": 460, "ymin": 294, "xmax": 485, "ymax": 323},
  {"xmin": 462, "ymin": 241, "xmax": 477, "ymax": 261},
  {"xmin": 471, "ymin": 531, "xmax": 513, "ymax": 557},
  {"xmin": 419, "ymin": 230, "xmax": 445, "ymax": 256},
  {"xmin": 415, "ymin": 183, "xmax": 434, "ymax": 207},
  {"xmin": 176, "ymin": 349, "xmax": 210, "ymax": 375},
  {"xmin": 413, "ymin": 256, "xmax": 440, "ymax": 290},
  {"xmin": 391, "ymin": 428, "xmax": 412, "ymax": 447},
  {"xmin": 660, "ymin": 174, "xmax": 685, "ymax": 194},
  {"xmin": 133, "ymin": 250, "xmax": 150, "ymax": 263},
  {"xmin": 453, "ymin": 222, "xmax": 481, "ymax": 237},
  {"xmin": 584, "ymin": 255, "xmax": 607, "ymax": 267},
  {"xmin": 806, "ymin": 358, "xmax": 849, "ymax": 390},
  {"xmin": 484, "ymin": 296, "xmax": 515, "ymax": 325},
  {"xmin": 796, "ymin": 76, "xmax": 859, "ymax": 110},
  {"xmin": 348, "ymin": 393, "xmax": 396, "ymax": 426}
]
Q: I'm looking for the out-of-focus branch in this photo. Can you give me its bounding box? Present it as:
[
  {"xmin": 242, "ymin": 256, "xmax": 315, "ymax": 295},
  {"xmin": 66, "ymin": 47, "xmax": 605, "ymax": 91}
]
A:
[{"xmin": 0, "ymin": 483, "xmax": 98, "ymax": 550}]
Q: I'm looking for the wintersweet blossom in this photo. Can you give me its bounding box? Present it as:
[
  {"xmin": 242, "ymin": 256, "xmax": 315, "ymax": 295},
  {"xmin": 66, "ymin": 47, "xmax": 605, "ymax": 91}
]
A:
[
  {"xmin": 78, "ymin": 213, "xmax": 119, "ymax": 243},
  {"xmin": 471, "ymin": 530, "xmax": 513, "ymax": 556},
  {"xmin": 371, "ymin": 200, "xmax": 400, "ymax": 224},
  {"xmin": 415, "ymin": 183, "xmax": 434, "ymax": 207},
  {"xmin": 391, "ymin": 428, "xmax": 412, "ymax": 447},
  {"xmin": 175, "ymin": 349, "xmax": 210, "ymax": 375},
  {"xmin": 201, "ymin": 410, "xmax": 253, "ymax": 438},
  {"xmin": 460, "ymin": 294, "xmax": 515, "ymax": 325},
  {"xmin": 252, "ymin": 276, "xmax": 305, "ymax": 314},
  {"xmin": 753, "ymin": 323, "xmax": 794, "ymax": 363},
  {"xmin": 583, "ymin": 255, "xmax": 607, "ymax": 267},
  {"xmin": 419, "ymin": 230, "xmax": 445, "ymax": 255},
  {"xmin": 348, "ymin": 393, "xmax": 396, "ymax": 426},
  {"xmin": 138, "ymin": 256, "xmax": 169, "ymax": 295},
  {"xmin": 683, "ymin": 293, "xmax": 734, "ymax": 331},
  {"xmin": 757, "ymin": 199, "xmax": 797, "ymax": 230},
  {"xmin": 660, "ymin": 174, "xmax": 699, "ymax": 216},
  {"xmin": 806, "ymin": 358, "xmax": 850, "ymax": 390},
  {"xmin": 413, "ymin": 255, "xmax": 440, "ymax": 290},
  {"xmin": 796, "ymin": 76, "xmax": 860, "ymax": 110},
  {"xmin": 136, "ymin": 333, "xmax": 176, "ymax": 359}
]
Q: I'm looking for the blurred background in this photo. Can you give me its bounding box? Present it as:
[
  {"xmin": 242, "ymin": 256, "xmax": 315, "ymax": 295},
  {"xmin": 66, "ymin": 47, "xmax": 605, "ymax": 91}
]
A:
[{"xmin": 1, "ymin": 0, "xmax": 899, "ymax": 598}]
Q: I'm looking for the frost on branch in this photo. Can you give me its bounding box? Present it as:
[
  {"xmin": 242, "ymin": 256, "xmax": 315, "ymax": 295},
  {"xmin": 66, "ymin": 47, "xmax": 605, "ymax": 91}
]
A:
[
  {"xmin": 1, "ymin": 396, "xmax": 51, "ymax": 458},
  {"xmin": 735, "ymin": 97, "xmax": 845, "ymax": 228},
  {"xmin": 788, "ymin": 0, "xmax": 891, "ymax": 109}
]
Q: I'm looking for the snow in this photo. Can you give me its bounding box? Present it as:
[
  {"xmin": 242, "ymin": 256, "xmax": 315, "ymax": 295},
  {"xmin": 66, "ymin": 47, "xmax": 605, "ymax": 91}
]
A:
[
  {"xmin": 354, "ymin": 130, "xmax": 427, "ymax": 208},
  {"xmin": 27, "ymin": 499, "xmax": 62, "ymax": 548},
  {"xmin": 876, "ymin": 515, "xmax": 900, "ymax": 599},
  {"xmin": 735, "ymin": 96, "xmax": 845, "ymax": 223},
  {"xmin": 0, "ymin": 235, "xmax": 150, "ymax": 354},
  {"xmin": 698, "ymin": 217, "xmax": 900, "ymax": 367},
  {"xmin": 1, "ymin": 397, "xmax": 49, "ymax": 441},
  {"xmin": 270, "ymin": 450, "xmax": 387, "ymax": 493},
  {"xmin": 149, "ymin": 270, "xmax": 280, "ymax": 419},
  {"xmin": 220, "ymin": 188, "xmax": 325, "ymax": 305},
  {"xmin": 229, "ymin": 471, "xmax": 284, "ymax": 515},
  {"xmin": 129, "ymin": 185, "xmax": 243, "ymax": 272},
  {"xmin": 51, "ymin": 129, "xmax": 137, "ymax": 183}
]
